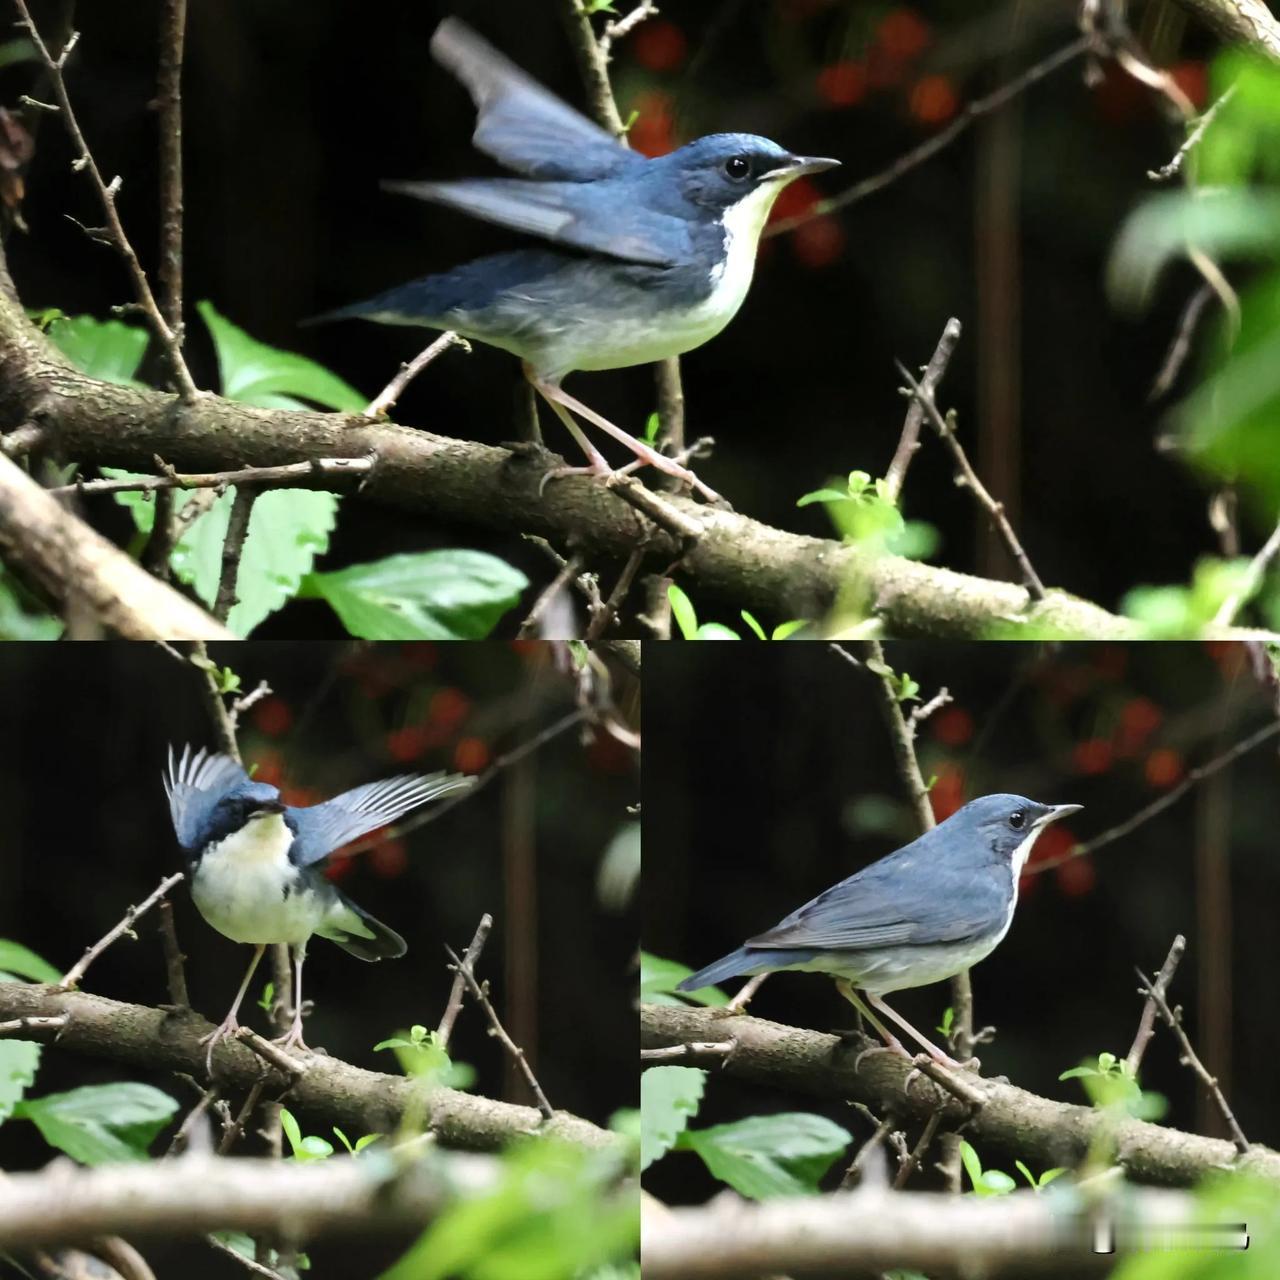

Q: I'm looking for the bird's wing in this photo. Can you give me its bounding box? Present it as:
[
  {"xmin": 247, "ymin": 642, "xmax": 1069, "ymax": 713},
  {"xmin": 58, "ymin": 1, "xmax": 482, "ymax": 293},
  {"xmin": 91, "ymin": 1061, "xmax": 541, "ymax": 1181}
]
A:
[
  {"xmin": 286, "ymin": 771, "xmax": 475, "ymax": 866},
  {"xmin": 747, "ymin": 849, "xmax": 1009, "ymax": 952},
  {"xmin": 432, "ymin": 18, "xmax": 641, "ymax": 182},
  {"xmin": 163, "ymin": 744, "xmax": 252, "ymax": 853},
  {"xmin": 383, "ymin": 178, "xmax": 692, "ymax": 268}
]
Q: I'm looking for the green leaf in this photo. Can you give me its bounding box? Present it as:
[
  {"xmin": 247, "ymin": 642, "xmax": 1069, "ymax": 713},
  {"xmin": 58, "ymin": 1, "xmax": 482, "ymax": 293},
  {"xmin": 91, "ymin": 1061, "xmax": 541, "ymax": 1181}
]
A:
[
  {"xmin": 0, "ymin": 570, "xmax": 62, "ymax": 640},
  {"xmin": 739, "ymin": 609, "xmax": 767, "ymax": 640},
  {"xmin": 796, "ymin": 487, "xmax": 854, "ymax": 508},
  {"xmin": 0, "ymin": 941, "xmax": 59, "ymax": 984},
  {"xmin": 639, "ymin": 952, "xmax": 728, "ymax": 1007},
  {"xmin": 694, "ymin": 623, "xmax": 741, "ymax": 640},
  {"xmin": 305, "ymin": 550, "xmax": 527, "ymax": 640},
  {"xmin": 640, "ymin": 1066, "xmax": 705, "ymax": 1171},
  {"xmin": 680, "ymin": 1113, "xmax": 852, "ymax": 1199},
  {"xmin": 46, "ymin": 315, "xmax": 150, "ymax": 387},
  {"xmin": 643, "ymin": 412, "xmax": 661, "ymax": 443},
  {"xmin": 0, "ymin": 1035, "xmax": 41, "ymax": 1126},
  {"xmin": 772, "ymin": 620, "xmax": 807, "ymax": 640},
  {"xmin": 199, "ymin": 301, "xmax": 364, "ymax": 410},
  {"xmin": 959, "ymin": 1139, "xmax": 984, "ymax": 1186},
  {"xmin": 375, "ymin": 1026, "xmax": 472, "ymax": 1087},
  {"xmin": 14, "ymin": 1083, "xmax": 178, "ymax": 1165},
  {"xmin": 977, "ymin": 1168, "xmax": 1016, "ymax": 1196},
  {"xmin": 667, "ymin": 583, "xmax": 698, "ymax": 639}
]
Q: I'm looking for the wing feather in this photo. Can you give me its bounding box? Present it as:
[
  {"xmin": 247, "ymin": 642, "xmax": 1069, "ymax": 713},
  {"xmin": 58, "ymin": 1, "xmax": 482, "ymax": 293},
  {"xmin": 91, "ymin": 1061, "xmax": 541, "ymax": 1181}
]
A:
[{"xmin": 162, "ymin": 744, "xmax": 252, "ymax": 854}]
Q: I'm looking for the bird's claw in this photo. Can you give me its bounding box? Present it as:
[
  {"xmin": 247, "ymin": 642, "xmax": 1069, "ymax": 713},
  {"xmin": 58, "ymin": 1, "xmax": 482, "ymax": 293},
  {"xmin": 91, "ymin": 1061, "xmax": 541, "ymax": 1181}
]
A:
[{"xmin": 200, "ymin": 1015, "xmax": 242, "ymax": 1076}]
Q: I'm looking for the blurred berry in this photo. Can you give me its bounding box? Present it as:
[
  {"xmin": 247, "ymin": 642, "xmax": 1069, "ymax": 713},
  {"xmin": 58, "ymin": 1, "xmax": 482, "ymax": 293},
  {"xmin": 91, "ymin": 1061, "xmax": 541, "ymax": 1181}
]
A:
[
  {"xmin": 1144, "ymin": 748, "xmax": 1184, "ymax": 788},
  {"xmin": 631, "ymin": 20, "xmax": 688, "ymax": 74},
  {"xmin": 931, "ymin": 706, "xmax": 974, "ymax": 748},
  {"xmin": 817, "ymin": 60, "xmax": 868, "ymax": 107},
  {"xmin": 1055, "ymin": 855, "xmax": 1096, "ymax": 897},
  {"xmin": 1072, "ymin": 738, "xmax": 1113, "ymax": 776},
  {"xmin": 252, "ymin": 696, "xmax": 293, "ymax": 738},
  {"xmin": 878, "ymin": 8, "xmax": 931, "ymax": 60},
  {"xmin": 909, "ymin": 74, "xmax": 958, "ymax": 126},
  {"xmin": 454, "ymin": 736, "xmax": 491, "ymax": 773},
  {"xmin": 792, "ymin": 214, "xmax": 845, "ymax": 268}
]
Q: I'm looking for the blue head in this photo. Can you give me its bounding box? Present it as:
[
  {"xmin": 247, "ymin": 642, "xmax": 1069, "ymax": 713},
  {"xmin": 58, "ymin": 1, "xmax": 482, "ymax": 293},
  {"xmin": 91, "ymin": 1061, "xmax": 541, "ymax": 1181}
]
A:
[
  {"xmin": 640, "ymin": 133, "xmax": 838, "ymax": 248},
  {"xmin": 941, "ymin": 794, "xmax": 1082, "ymax": 873},
  {"xmin": 165, "ymin": 745, "xmax": 286, "ymax": 859}
]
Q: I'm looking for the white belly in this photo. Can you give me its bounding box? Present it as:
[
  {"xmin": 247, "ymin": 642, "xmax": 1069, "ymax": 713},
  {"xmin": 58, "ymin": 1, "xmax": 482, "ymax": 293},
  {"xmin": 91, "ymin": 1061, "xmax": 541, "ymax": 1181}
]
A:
[{"xmin": 191, "ymin": 814, "xmax": 321, "ymax": 946}]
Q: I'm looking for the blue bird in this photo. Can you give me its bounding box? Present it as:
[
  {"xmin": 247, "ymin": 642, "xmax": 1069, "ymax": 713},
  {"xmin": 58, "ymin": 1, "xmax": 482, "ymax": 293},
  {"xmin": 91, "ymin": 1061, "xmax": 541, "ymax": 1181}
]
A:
[
  {"xmin": 678, "ymin": 795, "xmax": 1082, "ymax": 1068},
  {"xmin": 318, "ymin": 19, "xmax": 839, "ymax": 504},
  {"xmin": 164, "ymin": 745, "xmax": 474, "ymax": 1070}
]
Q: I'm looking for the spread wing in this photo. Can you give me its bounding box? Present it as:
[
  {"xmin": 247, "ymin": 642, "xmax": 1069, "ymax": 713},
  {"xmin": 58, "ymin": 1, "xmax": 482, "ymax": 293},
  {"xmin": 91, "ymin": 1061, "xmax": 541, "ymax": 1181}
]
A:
[
  {"xmin": 432, "ymin": 18, "xmax": 640, "ymax": 182},
  {"xmin": 748, "ymin": 844, "xmax": 1008, "ymax": 952},
  {"xmin": 163, "ymin": 744, "xmax": 251, "ymax": 854},
  {"xmin": 286, "ymin": 771, "xmax": 475, "ymax": 866},
  {"xmin": 383, "ymin": 177, "xmax": 692, "ymax": 268}
]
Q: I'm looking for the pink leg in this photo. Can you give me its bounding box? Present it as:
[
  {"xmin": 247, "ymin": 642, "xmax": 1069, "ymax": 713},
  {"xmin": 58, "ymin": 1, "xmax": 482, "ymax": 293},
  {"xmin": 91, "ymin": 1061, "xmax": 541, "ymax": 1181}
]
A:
[
  {"xmin": 272, "ymin": 943, "xmax": 312, "ymax": 1055},
  {"xmin": 867, "ymin": 991, "xmax": 965, "ymax": 1068},
  {"xmin": 201, "ymin": 943, "xmax": 265, "ymax": 1075},
  {"xmin": 835, "ymin": 978, "xmax": 910, "ymax": 1063},
  {"xmin": 526, "ymin": 370, "xmax": 722, "ymax": 504}
]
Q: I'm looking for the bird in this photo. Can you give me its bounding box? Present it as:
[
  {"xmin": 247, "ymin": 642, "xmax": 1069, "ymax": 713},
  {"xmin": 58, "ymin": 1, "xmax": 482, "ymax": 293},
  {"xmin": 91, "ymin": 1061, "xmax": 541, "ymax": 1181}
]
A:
[
  {"xmin": 163, "ymin": 744, "xmax": 474, "ymax": 1071},
  {"xmin": 677, "ymin": 794, "xmax": 1082, "ymax": 1069},
  {"xmin": 316, "ymin": 18, "xmax": 839, "ymax": 505}
]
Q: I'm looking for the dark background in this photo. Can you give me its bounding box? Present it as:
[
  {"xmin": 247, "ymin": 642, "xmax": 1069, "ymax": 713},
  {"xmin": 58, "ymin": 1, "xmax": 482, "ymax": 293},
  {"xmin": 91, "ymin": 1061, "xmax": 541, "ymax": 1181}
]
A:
[
  {"xmin": 0, "ymin": 0, "xmax": 1238, "ymax": 632},
  {"xmin": 0, "ymin": 640, "xmax": 638, "ymax": 1274},
  {"xmin": 642, "ymin": 641, "xmax": 1280, "ymax": 1202}
]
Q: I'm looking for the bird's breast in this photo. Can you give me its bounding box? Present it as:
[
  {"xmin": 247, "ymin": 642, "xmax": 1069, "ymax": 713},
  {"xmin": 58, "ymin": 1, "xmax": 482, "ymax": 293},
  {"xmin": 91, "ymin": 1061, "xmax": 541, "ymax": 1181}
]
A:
[{"xmin": 190, "ymin": 815, "xmax": 322, "ymax": 946}]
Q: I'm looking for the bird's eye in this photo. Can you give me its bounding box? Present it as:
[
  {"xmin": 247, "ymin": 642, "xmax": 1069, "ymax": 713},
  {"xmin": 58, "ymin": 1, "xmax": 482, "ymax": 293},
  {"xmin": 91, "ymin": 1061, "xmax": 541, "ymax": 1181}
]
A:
[
  {"xmin": 1009, "ymin": 810, "xmax": 1026, "ymax": 830},
  {"xmin": 723, "ymin": 155, "xmax": 751, "ymax": 181}
]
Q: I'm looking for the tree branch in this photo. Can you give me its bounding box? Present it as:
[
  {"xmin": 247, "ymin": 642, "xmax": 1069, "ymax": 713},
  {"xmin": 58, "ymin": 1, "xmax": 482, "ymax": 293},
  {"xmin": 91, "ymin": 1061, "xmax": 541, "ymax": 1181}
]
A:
[
  {"xmin": 640, "ymin": 1003, "xmax": 1280, "ymax": 1186},
  {"xmin": 0, "ymin": 984, "xmax": 620, "ymax": 1153},
  {"xmin": 1169, "ymin": 0, "xmax": 1280, "ymax": 59}
]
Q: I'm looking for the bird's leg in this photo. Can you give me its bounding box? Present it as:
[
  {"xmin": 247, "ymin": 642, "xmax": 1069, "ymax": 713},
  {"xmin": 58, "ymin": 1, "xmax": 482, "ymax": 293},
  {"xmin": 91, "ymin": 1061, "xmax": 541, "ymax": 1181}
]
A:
[
  {"xmin": 866, "ymin": 991, "xmax": 968, "ymax": 1070},
  {"xmin": 272, "ymin": 942, "xmax": 312, "ymax": 1055},
  {"xmin": 527, "ymin": 371, "xmax": 723, "ymax": 505},
  {"xmin": 201, "ymin": 943, "xmax": 266, "ymax": 1075},
  {"xmin": 835, "ymin": 979, "xmax": 912, "ymax": 1069},
  {"xmin": 524, "ymin": 367, "xmax": 613, "ymax": 492}
]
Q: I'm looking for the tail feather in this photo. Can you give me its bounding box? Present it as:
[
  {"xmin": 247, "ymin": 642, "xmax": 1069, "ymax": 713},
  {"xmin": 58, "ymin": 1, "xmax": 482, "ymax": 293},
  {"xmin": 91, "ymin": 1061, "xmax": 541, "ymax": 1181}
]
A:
[
  {"xmin": 317, "ymin": 890, "xmax": 407, "ymax": 961},
  {"xmin": 677, "ymin": 946, "xmax": 755, "ymax": 993}
]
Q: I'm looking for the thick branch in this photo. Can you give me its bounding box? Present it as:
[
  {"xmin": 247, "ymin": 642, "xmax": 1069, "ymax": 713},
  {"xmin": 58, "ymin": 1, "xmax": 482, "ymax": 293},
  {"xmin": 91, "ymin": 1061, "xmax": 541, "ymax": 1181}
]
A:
[
  {"xmin": 0, "ymin": 985, "xmax": 619, "ymax": 1153},
  {"xmin": 1170, "ymin": 0, "xmax": 1280, "ymax": 58},
  {"xmin": 0, "ymin": 452, "xmax": 233, "ymax": 639},
  {"xmin": 640, "ymin": 1003, "xmax": 1280, "ymax": 1186},
  {"xmin": 642, "ymin": 1183, "xmax": 1241, "ymax": 1279}
]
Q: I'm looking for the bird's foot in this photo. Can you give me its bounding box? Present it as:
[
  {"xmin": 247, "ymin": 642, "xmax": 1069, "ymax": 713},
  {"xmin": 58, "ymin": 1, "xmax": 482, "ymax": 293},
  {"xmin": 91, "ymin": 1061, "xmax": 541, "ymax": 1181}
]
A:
[
  {"xmin": 200, "ymin": 1014, "xmax": 242, "ymax": 1076},
  {"xmin": 832, "ymin": 1028, "xmax": 912, "ymax": 1072},
  {"xmin": 271, "ymin": 1013, "xmax": 314, "ymax": 1058},
  {"xmin": 538, "ymin": 460, "xmax": 609, "ymax": 496}
]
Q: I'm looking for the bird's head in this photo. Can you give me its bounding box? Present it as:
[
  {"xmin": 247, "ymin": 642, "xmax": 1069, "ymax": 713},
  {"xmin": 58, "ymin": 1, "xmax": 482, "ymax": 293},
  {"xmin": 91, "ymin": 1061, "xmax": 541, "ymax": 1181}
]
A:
[
  {"xmin": 198, "ymin": 781, "xmax": 287, "ymax": 847},
  {"xmin": 657, "ymin": 133, "xmax": 839, "ymax": 238},
  {"xmin": 950, "ymin": 794, "xmax": 1082, "ymax": 874}
]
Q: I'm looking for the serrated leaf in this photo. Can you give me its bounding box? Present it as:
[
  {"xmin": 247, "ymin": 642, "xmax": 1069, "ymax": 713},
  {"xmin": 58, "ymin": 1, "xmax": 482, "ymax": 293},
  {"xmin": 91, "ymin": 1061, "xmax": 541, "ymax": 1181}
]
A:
[
  {"xmin": 14, "ymin": 1083, "xmax": 177, "ymax": 1165},
  {"xmin": 46, "ymin": 315, "xmax": 150, "ymax": 387},
  {"xmin": 640, "ymin": 1066, "xmax": 705, "ymax": 1171},
  {"xmin": 680, "ymin": 1113, "xmax": 851, "ymax": 1199},
  {"xmin": 305, "ymin": 550, "xmax": 526, "ymax": 640},
  {"xmin": 199, "ymin": 301, "xmax": 364, "ymax": 411}
]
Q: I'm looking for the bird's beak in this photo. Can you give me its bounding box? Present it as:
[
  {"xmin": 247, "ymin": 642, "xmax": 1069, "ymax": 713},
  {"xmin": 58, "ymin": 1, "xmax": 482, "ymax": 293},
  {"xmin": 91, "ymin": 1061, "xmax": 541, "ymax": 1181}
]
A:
[
  {"xmin": 250, "ymin": 800, "xmax": 287, "ymax": 818},
  {"xmin": 772, "ymin": 154, "xmax": 841, "ymax": 180},
  {"xmin": 1041, "ymin": 803, "xmax": 1083, "ymax": 825}
]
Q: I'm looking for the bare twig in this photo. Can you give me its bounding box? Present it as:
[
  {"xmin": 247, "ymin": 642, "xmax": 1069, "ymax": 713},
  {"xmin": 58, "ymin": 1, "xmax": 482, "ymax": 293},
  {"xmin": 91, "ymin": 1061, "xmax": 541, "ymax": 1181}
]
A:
[
  {"xmin": 58, "ymin": 872, "xmax": 185, "ymax": 991},
  {"xmin": 166, "ymin": 1085, "xmax": 219, "ymax": 1157},
  {"xmin": 1136, "ymin": 964, "xmax": 1249, "ymax": 1154},
  {"xmin": 908, "ymin": 686, "xmax": 953, "ymax": 739},
  {"xmin": 444, "ymin": 943, "xmax": 553, "ymax": 1120},
  {"xmin": 893, "ymin": 1110, "xmax": 943, "ymax": 1189},
  {"xmin": 436, "ymin": 914, "xmax": 494, "ymax": 1049},
  {"xmin": 1030, "ymin": 718, "xmax": 1280, "ymax": 872},
  {"xmin": 768, "ymin": 37, "xmax": 1091, "ymax": 235},
  {"xmin": 53, "ymin": 456, "xmax": 375, "ymax": 497},
  {"xmin": 1148, "ymin": 280, "xmax": 1216, "ymax": 402},
  {"xmin": 1149, "ymin": 83, "xmax": 1238, "ymax": 182},
  {"xmin": 640, "ymin": 1041, "xmax": 736, "ymax": 1063},
  {"xmin": 218, "ymin": 1077, "xmax": 268, "ymax": 1156},
  {"xmin": 598, "ymin": 0, "xmax": 658, "ymax": 62},
  {"xmin": 12, "ymin": 1, "xmax": 198, "ymax": 398},
  {"xmin": 585, "ymin": 544, "xmax": 647, "ymax": 641},
  {"xmin": 236, "ymin": 1028, "xmax": 306, "ymax": 1081},
  {"xmin": 1214, "ymin": 516, "xmax": 1280, "ymax": 626},
  {"xmin": 896, "ymin": 362, "xmax": 1046, "ymax": 602},
  {"xmin": 885, "ymin": 319, "xmax": 962, "ymax": 503},
  {"xmin": 365, "ymin": 332, "xmax": 469, "ymax": 418},
  {"xmin": 517, "ymin": 551, "xmax": 584, "ymax": 639},
  {"xmin": 205, "ymin": 1235, "xmax": 287, "ymax": 1280},
  {"xmin": 213, "ymin": 487, "xmax": 257, "ymax": 623},
  {"xmin": 1126, "ymin": 935, "xmax": 1186, "ymax": 1076},
  {"xmin": 157, "ymin": 900, "xmax": 190, "ymax": 1008}
]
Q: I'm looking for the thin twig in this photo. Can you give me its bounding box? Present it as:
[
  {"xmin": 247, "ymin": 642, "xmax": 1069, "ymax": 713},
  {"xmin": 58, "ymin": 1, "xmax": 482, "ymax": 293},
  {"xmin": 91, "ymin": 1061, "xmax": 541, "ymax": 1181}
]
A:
[
  {"xmin": 1213, "ymin": 517, "xmax": 1280, "ymax": 626},
  {"xmin": 586, "ymin": 544, "xmax": 646, "ymax": 641},
  {"xmin": 12, "ymin": 1, "xmax": 198, "ymax": 399},
  {"xmin": 1, "ymin": 423, "xmax": 44, "ymax": 458},
  {"xmin": 598, "ymin": 0, "xmax": 658, "ymax": 62},
  {"xmin": 1030, "ymin": 718, "xmax": 1280, "ymax": 872},
  {"xmin": 205, "ymin": 1233, "xmax": 287, "ymax": 1280},
  {"xmin": 841, "ymin": 1111, "xmax": 895, "ymax": 1189},
  {"xmin": 166, "ymin": 1085, "xmax": 218, "ymax": 1156},
  {"xmin": 235, "ymin": 1028, "xmax": 305, "ymax": 1081},
  {"xmin": 768, "ymin": 36, "xmax": 1091, "ymax": 235},
  {"xmin": 885, "ymin": 319, "xmax": 962, "ymax": 503},
  {"xmin": 58, "ymin": 872, "xmax": 185, "ymax": 990},
  {"xmin": 1148, "ymin": 281, "xmax": 1216, "ymax": 402},
  {"xmin": 896, "ymin": 363, "xmax": 1046, "ymax": 602},
  {"xmin": 907, "ymin": 686, "xmax": 953, "ymax": 741},
  {"xmin": 437, "ymin": 914, "xmax": 494, "ymax": 1049},
  {"xmin": 53, "ymin": 456, "xmax": 375, "ymax": 497},
  {"xmin": 365, "ymin": 332, "xmax": 469, "ymax": 418},
  {"xmin": 444, "ymin": 944, "xmax": 554, "ymax": 1120},
  {"xmin": 558, "ymin": 0, "xmax": 627, "ymax": 135},
  {"xmin": 517, "ymin": 551, "xmax": 584, "ymax": 639},
  {"xmin": 158, "ymin": 900, "xmax": 190, "ymax": 1008},
  {"xmin": 213, "ymin": 487, "xmax": 257, "ymax": 623},
  {"xmin": 722, "ymin": 972, "xmax": 769, "ymax": 1013},
  {"xmin": 640, "ymin": 1041, "xmax": 736, "ymax": 1063},
  {"xmin": 218, "ymin": 1077, "xmax": 268, "ymax": 1155},
  {"xmin": 1149, "ymin": 83, "xmax": 1238, "ymax": 182},
  {"xmin": 0, "ymin": 1015, "xmax": 68, "ymax": 1036},
  {"xmin": 1126, "ymin": 935, "xmax": 1186, "ymax": 1076},
  {"xmin": 893, "ymin": 1110, "xmax": 943, "ymax": 1190},
  {"xmin": 1136, "ymin": 964, "xmax": 1249, "ymax": 1154}
]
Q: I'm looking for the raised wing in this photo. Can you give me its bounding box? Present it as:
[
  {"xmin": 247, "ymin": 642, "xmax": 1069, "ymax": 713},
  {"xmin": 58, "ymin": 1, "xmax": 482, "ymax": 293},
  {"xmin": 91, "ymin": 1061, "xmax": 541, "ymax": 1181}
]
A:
[
  {"xmin": 747, "ymin": 843, "xmax": 1008, "ymax": 952},
  {"xmin": 432, "ymin": 18, "xmax": 640, "ymax": 182},
  {"xmin": 163, "ymin": 744, "xmax": 252, "ymax": 854},
  {"xmin": 383, "ymin": 177, "xmax": 691, "ymax": 268},
  {"xmin": 286, "ymin": 771, "xmax": 476, "ymax": 866}
]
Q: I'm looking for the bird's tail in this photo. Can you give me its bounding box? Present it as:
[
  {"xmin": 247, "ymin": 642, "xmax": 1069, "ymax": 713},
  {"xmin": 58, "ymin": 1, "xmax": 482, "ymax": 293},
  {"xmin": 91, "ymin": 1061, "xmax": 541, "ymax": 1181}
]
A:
[
  {"xmin": 299, "ymin": 279, "xmax": 449, "ymax": 330},
  {"xmin": 317, "ymin": 890, "xmax": 407, "ymax": 961},
  {"xmin": 677, "ymin": 946, "xmax": 755, "ymax": 994}
]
